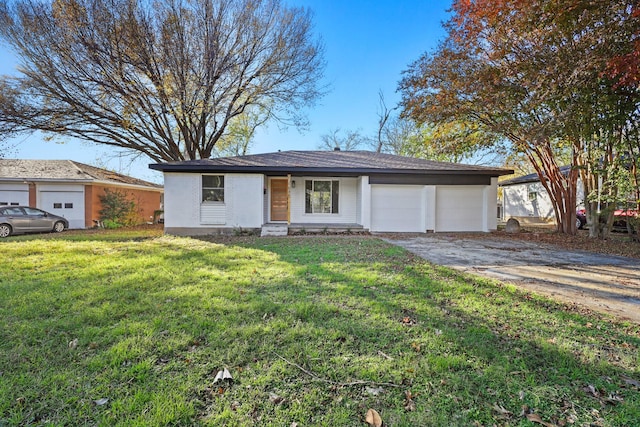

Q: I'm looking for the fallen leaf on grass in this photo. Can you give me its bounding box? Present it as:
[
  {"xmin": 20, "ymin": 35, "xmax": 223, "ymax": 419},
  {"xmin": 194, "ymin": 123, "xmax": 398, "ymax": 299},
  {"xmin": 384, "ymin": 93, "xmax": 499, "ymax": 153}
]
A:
[
  {"xmin": 365, "ymin": 386, "xmax": 384, "ymax": 396},
  {"xmin": 94, "ymin": 398, "xmax": 109, "ymax": 406},
  {"xmin": 377, "ymin": 350, "xmax": 394, "ymax": 360},
  {"xmin": 213, "ymin": 368, "xmax": 233, "ymax": 383},
  {"xmin": 68, "ymin": 339, "xmax": 78, "ymax": 349},
  {"xmin": 583, "ymin": 384, "xmax": 600, "ymax": 398},
  {"xmin": 493, "ymin": 403, "xmax": 512, "ymax": 418},
  {"xmin": 269, "ymin": 392, "xmax": 283, "ymax": 404},
  {"xmin": 365, "ymin": 408, "xmax": 383, "ymax": 427},
  {"xmin": 404, "ymin": 390, "xmax": 416, "ymax": 412},
  {"xmin": 401, "ymin": 317, "xmax": 416, "ymax": 326},
  {"xmin": 605, "ymin": 391, "xmax": 624, "ymax": 405},
  {"xmin": 621, "ymin": 375, "xmax": 640, "ymax": 389},
  {"xmin": 526, "ymin": 412, "xmax": 557, "ymax": 427}
]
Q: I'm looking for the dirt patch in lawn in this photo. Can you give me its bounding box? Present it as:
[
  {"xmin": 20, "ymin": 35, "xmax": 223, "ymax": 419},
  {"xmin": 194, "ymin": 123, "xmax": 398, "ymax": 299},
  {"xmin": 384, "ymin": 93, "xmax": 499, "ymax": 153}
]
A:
[{"xmin": 383, "ymin": 229, "xmax": 640, "ymax": 324}]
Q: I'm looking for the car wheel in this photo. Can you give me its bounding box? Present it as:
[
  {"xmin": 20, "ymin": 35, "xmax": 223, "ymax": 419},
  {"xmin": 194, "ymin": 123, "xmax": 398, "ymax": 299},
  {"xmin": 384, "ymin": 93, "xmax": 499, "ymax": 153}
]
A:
[
  {"xmin": 53, "ymin": 221, "xmax": 66, "ymax": 233},
  {"xmin": 0, "ymin": 224, "xmax": 12, "ymax": 238}
]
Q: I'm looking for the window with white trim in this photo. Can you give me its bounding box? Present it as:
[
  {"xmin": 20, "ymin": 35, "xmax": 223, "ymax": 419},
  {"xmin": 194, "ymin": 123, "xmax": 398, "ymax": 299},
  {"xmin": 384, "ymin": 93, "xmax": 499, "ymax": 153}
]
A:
[
  {"xmin": 305, "ymin": 180, "xmax": 339, "ymax": 214},
  {"xmin": 202, "ymin": 175, "xmax": 224, "ymax": 202}
]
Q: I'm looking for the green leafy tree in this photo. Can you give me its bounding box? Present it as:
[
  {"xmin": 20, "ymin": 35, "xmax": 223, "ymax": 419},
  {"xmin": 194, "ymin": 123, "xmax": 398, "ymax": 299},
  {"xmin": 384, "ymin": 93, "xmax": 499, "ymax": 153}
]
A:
[{"xmin": 212, "ymin": 106, "xmax": 267, "ymax": 157}]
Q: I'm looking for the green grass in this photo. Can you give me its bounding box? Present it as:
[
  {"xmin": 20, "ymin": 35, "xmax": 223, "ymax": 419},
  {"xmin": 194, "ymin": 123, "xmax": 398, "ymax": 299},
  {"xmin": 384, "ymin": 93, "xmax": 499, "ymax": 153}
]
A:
[{"xmin": 1, "ymin": 231, "xmax": 639, "ymax": 426}]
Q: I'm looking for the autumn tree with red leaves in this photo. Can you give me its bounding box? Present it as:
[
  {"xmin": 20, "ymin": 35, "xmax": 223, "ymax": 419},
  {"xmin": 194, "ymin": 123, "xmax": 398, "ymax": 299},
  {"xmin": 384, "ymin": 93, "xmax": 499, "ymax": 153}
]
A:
[{"xmin": 400, "ymin": 0, "xmax": 639, "ymax": 235}]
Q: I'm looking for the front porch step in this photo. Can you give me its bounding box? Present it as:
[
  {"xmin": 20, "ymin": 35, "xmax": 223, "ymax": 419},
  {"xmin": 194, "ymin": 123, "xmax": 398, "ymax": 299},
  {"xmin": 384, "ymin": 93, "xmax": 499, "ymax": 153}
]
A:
[{"xmin": 261, "ymin": 224, "xmax": 289, "ymax": 237}]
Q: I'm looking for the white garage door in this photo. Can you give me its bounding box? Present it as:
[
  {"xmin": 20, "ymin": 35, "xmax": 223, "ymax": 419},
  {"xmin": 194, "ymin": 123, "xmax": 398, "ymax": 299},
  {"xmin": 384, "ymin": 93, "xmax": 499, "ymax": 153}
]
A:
[
  {"xmin": 0, "ymin": 187, "xmax": 29, "ymax": 206},
  {"xmin": 436, "ymin": 186, "xmax": 484, "ymax": 232},
  {"xmin": 371, "ymin": 185, "xmax": 424, "ymax": 232},
  {"xmin": 40, "ymin": 191, "xmax": 85, "ymax": 229}
]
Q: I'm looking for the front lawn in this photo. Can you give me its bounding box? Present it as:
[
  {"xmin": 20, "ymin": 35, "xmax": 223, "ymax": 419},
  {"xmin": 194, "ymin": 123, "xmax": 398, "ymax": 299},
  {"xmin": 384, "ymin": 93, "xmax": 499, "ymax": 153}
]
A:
[{"xmin": 1, "ymin": 231, "xmax": 638, "ymax": 426}]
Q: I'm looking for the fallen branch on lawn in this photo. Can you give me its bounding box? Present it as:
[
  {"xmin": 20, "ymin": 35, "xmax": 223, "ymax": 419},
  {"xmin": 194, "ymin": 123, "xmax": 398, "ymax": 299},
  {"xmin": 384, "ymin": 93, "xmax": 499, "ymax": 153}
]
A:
[{"xmin": 273, "ymin": 352, "xmax": 403, "ymax": 388}]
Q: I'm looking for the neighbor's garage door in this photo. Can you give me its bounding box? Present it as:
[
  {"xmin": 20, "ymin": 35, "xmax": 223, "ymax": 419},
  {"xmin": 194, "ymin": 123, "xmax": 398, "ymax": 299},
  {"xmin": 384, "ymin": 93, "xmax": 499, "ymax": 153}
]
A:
[
  {"xmin": 371, "ymin": 185, "xmax": 424, "ymax": 232},
  {"xmin": 0, "ymin": 185, "xmax": 29, "ymax": 206},
  {"xmin": 39, "ymin": 190, "xmax": 85, "ymax": 229},
  {"xmin": 435, "ymin": 186, "xmax": 484, "ymax": 232}
]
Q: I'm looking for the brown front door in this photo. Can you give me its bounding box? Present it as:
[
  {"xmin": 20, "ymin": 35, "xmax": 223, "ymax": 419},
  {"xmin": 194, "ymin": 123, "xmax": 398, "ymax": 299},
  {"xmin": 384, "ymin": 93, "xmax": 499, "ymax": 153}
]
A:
[{"xmin": 270, "ymin": 179, "xmax": 288, "ymax": 222}]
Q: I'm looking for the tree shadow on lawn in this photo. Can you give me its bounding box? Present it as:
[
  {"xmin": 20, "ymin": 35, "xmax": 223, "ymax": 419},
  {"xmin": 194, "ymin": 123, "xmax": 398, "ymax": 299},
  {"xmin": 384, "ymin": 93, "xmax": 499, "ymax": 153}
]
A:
[
  {"xmin": 212, "ymin": 237, "xmax": 640, "ymax": 425},
  {"xmin": 2, "ymin": 235, "xmax": 639, "ymax": 425}
]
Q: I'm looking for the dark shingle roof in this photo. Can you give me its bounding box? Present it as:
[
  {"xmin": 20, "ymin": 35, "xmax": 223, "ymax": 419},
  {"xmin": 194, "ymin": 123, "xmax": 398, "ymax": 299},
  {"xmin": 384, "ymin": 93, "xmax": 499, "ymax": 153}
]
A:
[
  {"xmin": 150, "ymin": 150, "xmax": 513, "ymax": 176},
  {"xmin": 499, "ymin": 165, "xmax": 573, "ymax": 186},
  {"xmin": 0, "ymin": 159, "xmax": 162, "ymax": 189}
]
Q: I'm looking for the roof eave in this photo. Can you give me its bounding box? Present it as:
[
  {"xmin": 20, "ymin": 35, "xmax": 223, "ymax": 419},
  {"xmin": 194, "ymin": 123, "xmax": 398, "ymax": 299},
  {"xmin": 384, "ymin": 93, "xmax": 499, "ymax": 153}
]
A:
[
  {"xmin": 0, "ymin": 177, "xmax": 94, "ymax": 183},
  {"xmin": 150, "ymin": 164, "xmax": 513, "ymax": 176}
]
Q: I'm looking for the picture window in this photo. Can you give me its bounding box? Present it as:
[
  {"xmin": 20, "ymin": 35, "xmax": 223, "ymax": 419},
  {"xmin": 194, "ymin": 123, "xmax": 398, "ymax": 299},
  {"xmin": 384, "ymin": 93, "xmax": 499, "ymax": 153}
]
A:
[{"xmin": 305, "ymin": 180, "xmax": 339, "ymax": 214}]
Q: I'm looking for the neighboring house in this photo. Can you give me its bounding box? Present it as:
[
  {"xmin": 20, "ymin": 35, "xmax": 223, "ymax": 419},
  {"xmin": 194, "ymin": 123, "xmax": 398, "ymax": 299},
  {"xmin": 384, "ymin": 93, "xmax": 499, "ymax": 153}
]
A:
[
  {"xmin": 150, "ymin": 150, "xmax": 512, "ymax": 235},
  {"xmin": 500, "ymin": 166, "xmax": 584, "ymax": 226},
  {"xmin": 0, "ymin": 159, "xmax": 163, "ymax": 229}
]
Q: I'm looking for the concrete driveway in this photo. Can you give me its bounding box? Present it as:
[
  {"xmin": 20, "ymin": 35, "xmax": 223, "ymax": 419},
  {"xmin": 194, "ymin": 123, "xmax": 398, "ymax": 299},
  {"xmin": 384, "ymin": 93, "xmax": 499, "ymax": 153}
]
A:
[{"xmin": 384, "ymin": 235, "xmax": 640, "ymax": 323}]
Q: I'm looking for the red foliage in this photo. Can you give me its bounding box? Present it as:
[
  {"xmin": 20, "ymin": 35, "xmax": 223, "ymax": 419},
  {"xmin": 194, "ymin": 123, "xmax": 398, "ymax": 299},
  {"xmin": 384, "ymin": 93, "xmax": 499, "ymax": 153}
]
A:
[{"xmin": 607, "ymin": 5, "xmax": 640, "ymax": 88}]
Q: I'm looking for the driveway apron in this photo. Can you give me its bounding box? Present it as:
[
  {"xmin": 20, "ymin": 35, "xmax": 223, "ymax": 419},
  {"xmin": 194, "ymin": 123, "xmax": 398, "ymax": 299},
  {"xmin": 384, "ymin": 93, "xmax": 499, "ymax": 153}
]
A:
[{"xmin": 384, "ymin": 235, "xmax": 640, "ymax": 323}]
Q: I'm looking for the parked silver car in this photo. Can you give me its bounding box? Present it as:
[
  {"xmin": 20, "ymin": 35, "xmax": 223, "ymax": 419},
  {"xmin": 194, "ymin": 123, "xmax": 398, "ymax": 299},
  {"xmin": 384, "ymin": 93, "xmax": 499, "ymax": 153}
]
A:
[{"xmin": 0, "ymin": 206, "xmax": 69, "ymax": 238}]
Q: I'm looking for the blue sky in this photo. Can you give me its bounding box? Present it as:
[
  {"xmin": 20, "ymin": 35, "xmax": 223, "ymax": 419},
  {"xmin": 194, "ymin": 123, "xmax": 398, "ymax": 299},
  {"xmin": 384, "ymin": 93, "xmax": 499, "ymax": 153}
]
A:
[{"xmin": 0, "ymin": 0, "xmax": 451, "ymax": 182}]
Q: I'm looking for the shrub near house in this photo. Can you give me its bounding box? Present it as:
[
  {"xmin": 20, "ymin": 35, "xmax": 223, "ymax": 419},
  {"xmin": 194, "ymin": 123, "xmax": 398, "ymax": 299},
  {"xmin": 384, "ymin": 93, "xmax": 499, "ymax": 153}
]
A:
[{"xmin": 98, "ymin": 189, "xmax": 139, "ymax": 228}]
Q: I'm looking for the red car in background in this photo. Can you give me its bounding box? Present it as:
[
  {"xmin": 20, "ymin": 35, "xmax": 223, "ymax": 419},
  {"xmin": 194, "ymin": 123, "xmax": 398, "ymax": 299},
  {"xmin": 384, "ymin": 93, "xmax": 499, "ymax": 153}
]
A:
[
  {"xmin": 576, "ymin": 208, "xmax": 638, "ymax": 231},
  {"xmin": 613, "ymin": 209, "xmax": 639, "ymax": 231}
]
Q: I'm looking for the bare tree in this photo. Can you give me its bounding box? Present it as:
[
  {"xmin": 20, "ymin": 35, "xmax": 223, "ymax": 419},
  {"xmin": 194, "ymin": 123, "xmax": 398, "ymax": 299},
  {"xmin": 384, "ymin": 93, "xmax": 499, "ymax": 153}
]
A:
[
  {"xmin": 318, "ymin": 128, "xmax": 367, "ymax": 151},
  {"xmin": 0, "ymin": 0, "xmax": 325, "ymax": 162},
  {"xmin": 374, "ymin": 90, "xmax": 397, "ymax": 153}
]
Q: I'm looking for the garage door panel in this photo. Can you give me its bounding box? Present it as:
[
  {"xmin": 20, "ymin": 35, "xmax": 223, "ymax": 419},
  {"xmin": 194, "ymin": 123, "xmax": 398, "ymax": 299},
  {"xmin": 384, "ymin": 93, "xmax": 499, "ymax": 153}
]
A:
[
  {"xmin": 371, "ymin": 185, "xmax": 423, "ymax": 232},
  {"xmin": 436, "ymin": 187, "xmax": 483, "ymax": 232},
  {"xmin": 0, "ymin": 188, "xmax": 29, "ymax": 206},
  {"xmin": 40, "ymin": 191, "xmax": 85, "ymax": 229}
]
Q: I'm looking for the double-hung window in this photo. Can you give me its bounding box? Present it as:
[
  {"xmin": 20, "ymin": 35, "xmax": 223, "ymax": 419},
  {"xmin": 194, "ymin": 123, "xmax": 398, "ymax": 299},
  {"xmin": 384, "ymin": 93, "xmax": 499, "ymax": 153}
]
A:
[
  {"xmin": 202, "ymin": 175, "xmax": 224, "ymax": 202},
  {"xmin": 305, "ymin": 180, "xmax": 339, "ymax": 214}
]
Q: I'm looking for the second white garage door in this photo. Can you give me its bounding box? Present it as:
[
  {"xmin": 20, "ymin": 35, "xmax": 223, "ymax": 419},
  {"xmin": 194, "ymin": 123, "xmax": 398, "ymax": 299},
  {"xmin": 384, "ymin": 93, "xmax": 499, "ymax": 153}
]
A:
[
  {"xmin": 371, "ymin": 185, "xmax": 424, "ymax": 232},
  {"xmin": 39, "ymin": 190, "xmax": 85, "ymax": 229},
  {"xmin": 436, "ymin": 186, "xmax": 484, "ymax": 232}
]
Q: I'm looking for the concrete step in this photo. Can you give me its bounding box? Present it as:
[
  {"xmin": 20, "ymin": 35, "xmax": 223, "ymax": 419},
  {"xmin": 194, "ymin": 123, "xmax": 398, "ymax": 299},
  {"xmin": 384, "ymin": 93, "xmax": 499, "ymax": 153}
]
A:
[{"xmin": 261, "ymin": 224, "xmax": 288, "ymax": 237}]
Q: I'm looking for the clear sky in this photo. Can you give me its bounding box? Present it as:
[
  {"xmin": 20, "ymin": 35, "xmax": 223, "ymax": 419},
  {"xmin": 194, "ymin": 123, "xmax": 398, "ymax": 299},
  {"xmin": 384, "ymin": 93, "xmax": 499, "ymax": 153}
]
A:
[{"xmin": 0, "ymin": 0, "xmax": 452, "ymax": 183}]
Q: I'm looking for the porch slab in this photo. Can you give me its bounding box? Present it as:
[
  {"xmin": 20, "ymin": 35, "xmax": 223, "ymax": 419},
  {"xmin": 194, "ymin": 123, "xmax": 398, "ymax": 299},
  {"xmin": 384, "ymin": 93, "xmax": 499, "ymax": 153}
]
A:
[{"xmin": 287, "ymin": 223, "xmax": 366, "ymax": 234}]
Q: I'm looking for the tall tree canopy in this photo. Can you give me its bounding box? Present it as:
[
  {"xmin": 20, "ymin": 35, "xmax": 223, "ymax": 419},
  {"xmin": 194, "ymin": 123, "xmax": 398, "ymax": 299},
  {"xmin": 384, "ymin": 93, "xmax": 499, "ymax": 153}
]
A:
[
  {"xmin": 0, "ymin": 0, "xmax": 325, "ymax": 161},
  {"xmin": 399, "ymin": 0, "xmax": 639, "ymax": 235}
]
